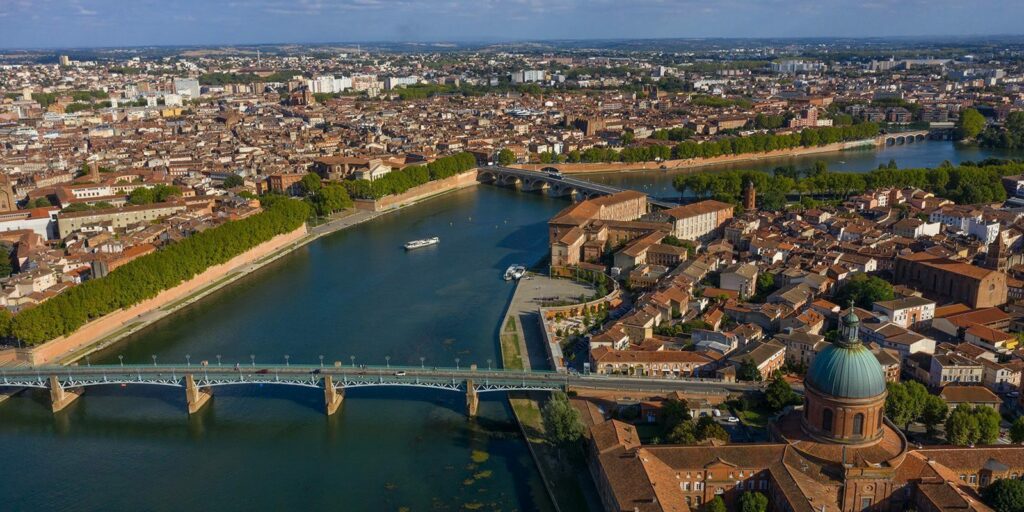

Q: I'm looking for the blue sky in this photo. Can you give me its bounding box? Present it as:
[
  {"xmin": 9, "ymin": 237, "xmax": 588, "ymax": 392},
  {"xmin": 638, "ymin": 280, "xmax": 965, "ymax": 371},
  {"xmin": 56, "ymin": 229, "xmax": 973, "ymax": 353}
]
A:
[{"xmin": 1, "ymin": 0, "xmax": 1022, "ymax": 48}]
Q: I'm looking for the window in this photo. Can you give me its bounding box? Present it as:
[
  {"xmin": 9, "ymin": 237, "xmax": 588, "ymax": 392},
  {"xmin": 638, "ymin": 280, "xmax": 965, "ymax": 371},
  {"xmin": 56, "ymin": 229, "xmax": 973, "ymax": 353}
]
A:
[
  {"xmin": 969, "ymin": 475, "xmax": 977, "ymax": 484},
  {"xmin": 822, "ymin": 408, "xmax": 833, "ymax": 433},
  {"xmin": 860, "ymin": 497, "xmax": 873, "ymax": 510},
  {"xmin": 853, "ymin": 413, "xmax": 865, "ymax": 436},
  {"xmin": 682, "ymin": 482, "xmax": 690, "ymax": 491}
]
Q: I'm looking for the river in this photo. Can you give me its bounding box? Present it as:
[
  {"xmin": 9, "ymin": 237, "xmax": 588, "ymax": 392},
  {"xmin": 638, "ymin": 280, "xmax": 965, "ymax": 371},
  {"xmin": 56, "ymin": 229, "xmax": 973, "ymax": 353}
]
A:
[{"xmin": 0, "ymin": 141, "xmax": 1020, "ymax": 511}]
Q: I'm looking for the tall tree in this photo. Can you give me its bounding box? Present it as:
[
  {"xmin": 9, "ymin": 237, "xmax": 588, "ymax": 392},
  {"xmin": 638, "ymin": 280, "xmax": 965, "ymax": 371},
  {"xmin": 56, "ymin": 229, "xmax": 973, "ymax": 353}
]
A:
[
  {"xmin": 982, "ymin": 478, "xmax": 1024, "ymax": 512},
  {"xmin": 739, "ymin": 491, "xmax": 769, "ymax": 512},
  {"xmin": 541, "ymin": 392, "xmax": 585, "ymax": 448},
  {"xmin": 957, "ymin": 108, "xmax": 986, "ymax": 140}
]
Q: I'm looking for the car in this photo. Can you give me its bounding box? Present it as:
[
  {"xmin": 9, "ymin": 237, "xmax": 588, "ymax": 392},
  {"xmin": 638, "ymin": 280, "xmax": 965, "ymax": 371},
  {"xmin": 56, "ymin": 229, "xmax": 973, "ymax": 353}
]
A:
[
  {"xmin": 256, "ymin": 369, "xmax": 270, "ymax": 374},
  {"xmin": 394, "ymin": 371, "xmax": 407, "ymax": 376},
  {"xmin": 712, "ymin": 409, "xmax": 722, "ymax": 418},
  {"xmin": 310, "ymin": 369, "xmax": 321, "ymax": 374},
  {"xmin": 726, "ymin": 417, "xmax": 740, "ymax": 423}
]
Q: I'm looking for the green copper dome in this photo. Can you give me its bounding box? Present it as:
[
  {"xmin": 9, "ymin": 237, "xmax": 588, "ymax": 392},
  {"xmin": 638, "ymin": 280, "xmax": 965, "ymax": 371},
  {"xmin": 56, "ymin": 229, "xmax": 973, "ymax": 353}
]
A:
[
  {"xmin": 806, "ymin": 308, "xmax": 886, "ymax": 399},
  {"xmin": 806, "ymin": 340, "xmax": 887, "ymax": 399}
]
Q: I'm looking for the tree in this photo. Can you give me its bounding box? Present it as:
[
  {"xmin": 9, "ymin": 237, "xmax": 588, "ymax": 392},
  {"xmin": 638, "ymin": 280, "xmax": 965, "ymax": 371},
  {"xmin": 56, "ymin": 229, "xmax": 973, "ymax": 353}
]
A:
[
  {"xmin": 667, "ymin": 420, "xmax": 698, "ymax": 444},
  {"xmin": 128, "ymin": 187, "xmax": 155, "ymax": 205},
  {"xmin": 299, "ymin": 173, "xmax": 322, "ymax": 196},
  {"xmin": 957, "ymin": 108, "xmax": 986, "ymax": 140},
  {"xmin": 885, "ymin": 381, "xmax": 930, "ymax": 431},
  {"xmin": 310, "ymin": 184, "xmax": 352, "ymax": 216},
  {"xmin": 1010, "ymin": 417, "xmax": 1024, "ymax": 444},
  {"xmin": 737, "ymin": 358, "xmax": 762, "ymax": 382},
  {"xmin": 945, "ymin": 404, "xmax": 981, "ymax": 446},
  {"xmin": 920, "ymin": 394, "xmax": 949, "ymax": 435},
  {"xmin": 31, "ymin": 197, "xmax": 52, "ymax": 208},
  {"xmin": 703, "ymin": 496, "xmax": 727, "ymax": 512},
  {"xmin": 696, "ymin": 416, "xmax": 730, "ymax": 443},
  {"xmin": 975, "ymin": 405, "xmax": 1001, "ymax": 445},
  {"xmin": 981, "ymin": 478, "xmax": 1024, "ymax": 512},
  {"xmin": 662, "ymin": 398, "xmax": 691, "ymax": 432},
  {"xmin": 833, "ymin": 273, "xmax": 894, "ymax": 309},
  {"xmin": 739, "ymin": 491, "xmax": 769, "ymax": 512},
  {"xmin": 541, "ymin": 392, "xmax": 585, "ymax": 448},
  {"xmin": 223, "ymin": 174, "xmax": 244, "ymax": 188},
  {"xmin": 497, "ymin": 149, "xmax": 516, "ymax": 166},
  {"xmin": 764, "ymin": 373, "xmax": 799, "ymax": 412}
]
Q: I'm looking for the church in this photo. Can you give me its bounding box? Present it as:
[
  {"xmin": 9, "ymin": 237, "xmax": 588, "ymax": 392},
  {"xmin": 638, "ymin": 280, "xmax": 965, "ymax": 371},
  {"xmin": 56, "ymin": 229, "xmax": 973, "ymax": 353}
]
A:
[{"xmin": 588, "ymin": 310, "xmax": 1024, "ymax": 511}]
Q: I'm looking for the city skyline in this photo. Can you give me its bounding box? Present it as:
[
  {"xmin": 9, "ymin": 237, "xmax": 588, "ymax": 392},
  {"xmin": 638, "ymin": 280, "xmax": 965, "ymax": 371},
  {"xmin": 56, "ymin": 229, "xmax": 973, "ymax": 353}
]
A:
[{"xmin": 2, "ymin": 0, "xmax": 1024, "ymax": 49}]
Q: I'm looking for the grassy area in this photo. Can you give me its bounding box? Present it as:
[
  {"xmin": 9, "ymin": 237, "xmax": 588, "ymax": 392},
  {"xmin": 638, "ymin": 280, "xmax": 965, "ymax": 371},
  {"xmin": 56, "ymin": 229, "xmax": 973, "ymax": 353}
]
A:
[
  {"xmin": 499, "ymin": 316, "xmax": 524, "ymax": 370},
  {"xmin": 511, "ymin": 394, "xmax": 591, "ymax": 512},
  {"xmin": 737, "ymin": 406, "xmax": 772, "ymax": 428}
]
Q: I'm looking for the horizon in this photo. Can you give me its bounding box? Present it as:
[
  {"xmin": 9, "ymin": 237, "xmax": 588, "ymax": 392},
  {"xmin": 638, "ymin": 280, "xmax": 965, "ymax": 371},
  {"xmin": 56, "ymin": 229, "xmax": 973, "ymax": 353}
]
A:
[{"xmin": 2, "ymin": 0, "xmax": 1024, "ymax": 50}]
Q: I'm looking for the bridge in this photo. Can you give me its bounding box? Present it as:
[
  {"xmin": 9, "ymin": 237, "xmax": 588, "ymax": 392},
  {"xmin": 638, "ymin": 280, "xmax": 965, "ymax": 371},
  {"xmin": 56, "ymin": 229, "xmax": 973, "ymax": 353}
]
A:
[
  {"xmin": 879, "ymin": 130, "xmax": 930, "ymax": 146},
  {"xmin": 478, "ymin": 165, "xmax": 677, "ymax": 209},
  {"xmin": 0, "ymin": 363, "xmax": 757, "ymax": 417}
]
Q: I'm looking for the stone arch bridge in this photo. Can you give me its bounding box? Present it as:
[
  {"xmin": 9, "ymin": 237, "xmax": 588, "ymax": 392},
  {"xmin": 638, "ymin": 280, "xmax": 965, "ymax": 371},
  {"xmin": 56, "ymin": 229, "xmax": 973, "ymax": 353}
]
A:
[{"xmin": 478, "ymin": 165, "xmax": 676, "ymax": 208}]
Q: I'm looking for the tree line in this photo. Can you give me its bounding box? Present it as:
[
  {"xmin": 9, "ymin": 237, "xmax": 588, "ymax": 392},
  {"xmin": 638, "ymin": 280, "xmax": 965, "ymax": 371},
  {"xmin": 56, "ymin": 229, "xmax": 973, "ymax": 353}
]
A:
[
  {"xmin": 674, "ymin": 159, "xmax": 1023, "ymax": 210},
  {"xmin": 555, "ymin": 123, "xmax": 880, "ymax": 165},
  {"xmin": 341, "ymin": 152, "xmax": 477, "ymax": 200},
  {"xmin": 9, "ymin": 198, "xmax": 310, "ymax": 345}
]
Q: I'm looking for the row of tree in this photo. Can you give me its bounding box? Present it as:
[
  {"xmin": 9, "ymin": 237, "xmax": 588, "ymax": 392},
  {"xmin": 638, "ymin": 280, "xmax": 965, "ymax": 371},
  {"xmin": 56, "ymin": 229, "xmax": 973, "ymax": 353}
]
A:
[
  {"xmin": 557, "ymin": 123, "xmax": 882, "ymax": 165},
  {"xmin": 675, "ymin": 159, "xmax": 1024, "ymax": 209},
  {"xmin": 980, "ymin": 111, "xmax": 1024, "ymax": 149},
  {"xmin": 9, "ymin": 198, "xmax": 310, "ymax": 344},
  {"xmin": 342, "ymin": 152, "xmax": 477, "ymax": 200}
]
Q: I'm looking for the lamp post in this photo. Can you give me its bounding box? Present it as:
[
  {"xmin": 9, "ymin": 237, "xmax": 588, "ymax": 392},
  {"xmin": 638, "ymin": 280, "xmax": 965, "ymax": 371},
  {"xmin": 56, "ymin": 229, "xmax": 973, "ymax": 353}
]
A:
[
  {"xmin": 284, "ymin": 355, "xmax": 290, "ymax": 367},
  {"xmin": 420, "ymin": 357, "xmax": 425, "ymax": 369},
  {"xmin": 152, "ymin": 355, "xmax": 157, "ymax": 367},
  {"xmin": 487, "ymin": 359, "xmax": 492, "ymax": 371},
  {"xmin": 319, "ymin": 355, "xmax": 324, "ymax": 368},
  {"xmin": 85, "ymin": 355, "xmax": 91, "ymax": 367},
  {"xmin": 455, "ymin": 358, "xmax": 460, "ymax": 371},
  {"xmin": 216, "ymin": 355, "xmax": 222, "ymax": 367},
  {"xmin": 185, "ymin": 354, "xmax": 191, "ymax": 367},
  {"xmin": 118, "ymin": 355, "xmax": 123, "ymax": 367},
  {"xmin": 350, "ymin": 355, "xmax": 356, "ymax": 368},
  {"xmin": 385, "ymin": 356, "xmax": 390, "ymax": 369}
]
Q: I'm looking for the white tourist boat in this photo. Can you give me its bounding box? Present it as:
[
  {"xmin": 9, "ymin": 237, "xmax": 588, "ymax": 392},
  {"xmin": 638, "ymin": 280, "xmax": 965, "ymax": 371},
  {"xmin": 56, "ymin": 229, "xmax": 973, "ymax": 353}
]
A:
[
  {"xmin": 504, "ymin": 265, "xmax": 527, "ymax": 281},
  {"xmin": 404, "ymin": 237, "xmax": 440, "ymax": 250}
]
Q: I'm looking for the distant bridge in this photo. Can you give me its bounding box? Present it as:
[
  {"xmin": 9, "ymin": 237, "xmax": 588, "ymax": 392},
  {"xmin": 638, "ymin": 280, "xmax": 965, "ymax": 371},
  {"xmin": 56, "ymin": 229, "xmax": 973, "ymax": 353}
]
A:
[
  {"xmin": 0, "ymin": 363, "xmax": 756, "ymax": 417},
  {"xmin": 879, "ymin": 130, "xmax": 930, "ymax": 146},
  {"xmin": 478, "ymin": 165, "xmax": 677, "ymax": 209}
]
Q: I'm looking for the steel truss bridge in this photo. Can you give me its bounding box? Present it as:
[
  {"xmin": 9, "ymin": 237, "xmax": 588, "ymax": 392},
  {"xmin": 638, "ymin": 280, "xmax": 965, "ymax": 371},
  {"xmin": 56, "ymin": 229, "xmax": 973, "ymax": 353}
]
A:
[{"xmin": 0, "ymin": 363, "xmax": 756, "ymax": 417}]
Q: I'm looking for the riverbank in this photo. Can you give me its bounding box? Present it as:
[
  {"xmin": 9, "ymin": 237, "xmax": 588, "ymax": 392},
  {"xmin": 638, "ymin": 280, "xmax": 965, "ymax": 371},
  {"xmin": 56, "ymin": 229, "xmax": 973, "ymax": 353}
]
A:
[
  {"xmin": 518, "ymin": 138, "xmax": 877, "ymax": 175},
  {"xmin": 499, "ymin": 274, "xmax": 598, "ymax": 512},
  {"xmin": 2, "ymin": 170, "xmax": 490, "ymax": 367}
]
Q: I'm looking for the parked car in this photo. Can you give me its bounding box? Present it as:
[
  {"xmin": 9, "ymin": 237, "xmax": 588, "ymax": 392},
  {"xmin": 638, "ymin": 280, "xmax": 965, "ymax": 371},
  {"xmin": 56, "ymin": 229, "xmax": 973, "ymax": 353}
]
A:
[
  {"xmin": 727, "ymin": 417, "xmax": 740, "ymax": 423},
  {"xmin": 394, "ymin": 371, "xmax": 407, "ymax": 376}
]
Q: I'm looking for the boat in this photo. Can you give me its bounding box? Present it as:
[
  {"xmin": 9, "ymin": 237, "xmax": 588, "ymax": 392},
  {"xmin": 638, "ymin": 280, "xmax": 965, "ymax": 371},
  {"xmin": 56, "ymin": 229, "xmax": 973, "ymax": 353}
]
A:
[
  {"xmin": 404, "ymin": 237, "xmax": 439, "ymax": 250},
  {"xmin": 504, "ymin": 264, "xmax": 527, "ymax": 281}
]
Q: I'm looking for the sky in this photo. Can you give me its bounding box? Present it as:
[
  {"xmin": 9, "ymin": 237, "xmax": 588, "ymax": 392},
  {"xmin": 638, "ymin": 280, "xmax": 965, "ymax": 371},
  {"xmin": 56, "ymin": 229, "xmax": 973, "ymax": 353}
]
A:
[{"xmin": 1, "ymin": 0, "xmax": 1023, "ymax": 49}]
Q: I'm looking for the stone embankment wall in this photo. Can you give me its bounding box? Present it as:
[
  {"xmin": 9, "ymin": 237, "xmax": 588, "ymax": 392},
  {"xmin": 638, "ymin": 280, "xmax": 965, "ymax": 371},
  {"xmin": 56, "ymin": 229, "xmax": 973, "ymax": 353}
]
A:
[
  {"xmin": 14, "ymin": 224, "xmax": 309, "ymax": 366},
  {"xmin": 354, "ymin": 170, "xmax": 480, "ymax": 212}
]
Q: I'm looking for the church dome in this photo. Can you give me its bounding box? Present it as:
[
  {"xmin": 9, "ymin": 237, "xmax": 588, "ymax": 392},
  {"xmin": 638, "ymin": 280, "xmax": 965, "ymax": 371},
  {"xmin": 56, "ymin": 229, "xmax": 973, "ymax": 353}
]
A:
[
  {"xmin": 805, "ymin": 342, "xmax": 887, "ymax": 399},
  {"xmin": 805, "ymin": 307, "xmax": 887, "ymax": 399}
]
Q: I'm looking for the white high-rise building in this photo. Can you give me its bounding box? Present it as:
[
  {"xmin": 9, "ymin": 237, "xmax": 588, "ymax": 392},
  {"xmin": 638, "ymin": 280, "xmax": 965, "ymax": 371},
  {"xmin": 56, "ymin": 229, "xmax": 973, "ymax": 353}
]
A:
[{"xmin": 173, "ymin": 78, "xmax": 201, "ymax": 98}]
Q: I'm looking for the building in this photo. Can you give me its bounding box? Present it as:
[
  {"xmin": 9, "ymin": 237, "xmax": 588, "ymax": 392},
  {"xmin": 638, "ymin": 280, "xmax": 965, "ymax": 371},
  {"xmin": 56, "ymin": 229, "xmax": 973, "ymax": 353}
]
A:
[
  {"xmin": 590, "ymin": 308, "xmax": 1024, "ymax": 512},
  {"xmin": 894, "ymin": 252, "xmax": 1008, "ymax": 308},
  {"xmin": 742, "ymin": 181, "xmax": 756, "ymax": 211},
  {"xmin": 872, "ymin": 296, "xmax": 935, "ymax": 330},
  {"xmin": 929, "ymin": 352, "xmax": 984, "ymax": 388},
  {"xmin": 939, "ymin": 385, "xmax": 1002, "ymax": 410},
  {"xmin": 659, "ymin": 200, "xmax": 734, "ymax": 242},
  {"xmin": 172, "ymin": 78, "xmax": 201, "ymax": 98},
  {"xmin": 719, "ymin": 263, "xmax": 758, "ymax": 300}
]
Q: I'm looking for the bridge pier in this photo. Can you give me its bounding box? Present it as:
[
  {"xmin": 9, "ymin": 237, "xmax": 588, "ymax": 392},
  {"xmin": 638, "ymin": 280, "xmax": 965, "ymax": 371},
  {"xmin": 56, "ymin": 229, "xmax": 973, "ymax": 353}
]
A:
[
  {"xmin": 324, "ymin": 375, "xmax": 344, "ymax": 416},
  {"xmin": 466, "ymin": 379, "xmax": 479, "ymax": 418},
  {"xmin": 184, "ymin": 374, "xmax": 212, "ymax": 415},
  {"xmin": 48, "ymin": 375, "xmax": 82, "ymax": 413}
]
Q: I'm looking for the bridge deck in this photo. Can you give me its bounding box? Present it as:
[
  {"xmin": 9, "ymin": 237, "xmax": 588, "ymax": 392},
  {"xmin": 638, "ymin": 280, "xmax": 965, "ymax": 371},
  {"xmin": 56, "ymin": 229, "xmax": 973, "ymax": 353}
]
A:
[{"xmin": 1, "ymin": 364, "xmax": 756, "ymax": 394}]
